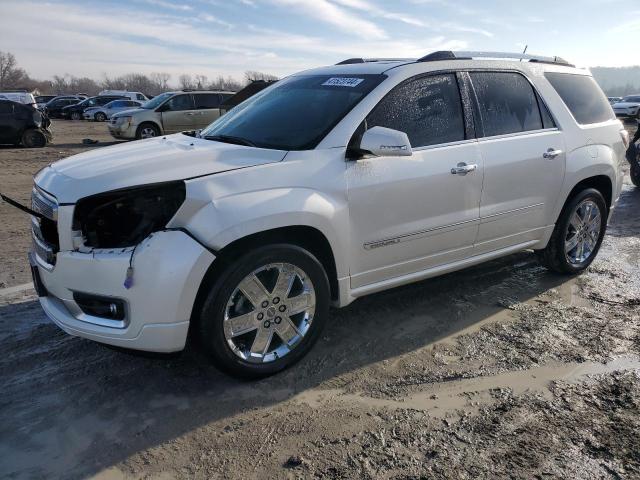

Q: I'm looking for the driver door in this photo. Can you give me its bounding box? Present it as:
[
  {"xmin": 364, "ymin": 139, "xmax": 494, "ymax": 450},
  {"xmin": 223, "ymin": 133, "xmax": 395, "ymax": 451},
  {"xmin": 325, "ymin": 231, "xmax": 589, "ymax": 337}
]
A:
[{"xmin": 347, "ymin": 73, "xmax": 483, "ymax": 289}]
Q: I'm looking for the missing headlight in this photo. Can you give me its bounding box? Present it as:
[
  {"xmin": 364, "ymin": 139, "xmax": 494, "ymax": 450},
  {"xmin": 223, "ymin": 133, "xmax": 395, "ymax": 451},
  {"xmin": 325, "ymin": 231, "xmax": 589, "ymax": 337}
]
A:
[{"xmin": 73, "ymin": 181, "xmax": 186, "ymax": 248}]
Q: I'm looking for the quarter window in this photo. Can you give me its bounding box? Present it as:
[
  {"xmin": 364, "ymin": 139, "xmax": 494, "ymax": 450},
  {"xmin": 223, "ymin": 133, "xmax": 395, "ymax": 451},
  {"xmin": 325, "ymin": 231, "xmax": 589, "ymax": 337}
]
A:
[
  {"xmin": 366, "ymin": 74, "xmax": 465, "ymax": 148},
  {"xmin": 470, "ymin": 72, "xmax": 543, "ymax": 137},
  {"xmin": 545, "ymin": 72, "xmax": 615, "ymax": 125}
]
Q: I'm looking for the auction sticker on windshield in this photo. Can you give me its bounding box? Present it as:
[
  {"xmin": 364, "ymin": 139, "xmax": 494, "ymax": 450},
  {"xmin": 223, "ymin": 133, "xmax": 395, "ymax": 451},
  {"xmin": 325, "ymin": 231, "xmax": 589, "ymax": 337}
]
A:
[{"xmin": 322, "ymin": 77, "xmax": 365, "ymax": 87}]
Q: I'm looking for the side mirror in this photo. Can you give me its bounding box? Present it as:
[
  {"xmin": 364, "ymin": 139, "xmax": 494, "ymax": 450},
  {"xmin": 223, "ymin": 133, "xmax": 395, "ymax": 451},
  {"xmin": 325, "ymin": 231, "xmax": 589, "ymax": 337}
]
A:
[{"xmin": 358, "ymin": 126, "xmax": 412, "ymax": 157}]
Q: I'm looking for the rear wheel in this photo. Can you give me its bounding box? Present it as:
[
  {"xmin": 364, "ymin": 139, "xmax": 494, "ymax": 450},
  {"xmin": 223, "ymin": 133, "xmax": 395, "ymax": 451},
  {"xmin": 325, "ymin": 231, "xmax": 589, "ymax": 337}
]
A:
[
  {"xmin": 71, "ymin": 111, "xmax": 81, "ymax": 120},
  {"xmin": 21, "ymin": 129, "xmax": 48, "ymax": 148},
  {"xmin": 95, "ymin": 112, "xmax": 107, "ymax": 122},
  {"xmin": 198, "ymin": 244, "xmax": 330, "ymax": 378},
  {"xmin": 136, "ymin": 123, "xmax": 160, "ymax": 139},
  {"xmin": 536, "ymin": 188, "xmax": 607, "ymax": 273}
]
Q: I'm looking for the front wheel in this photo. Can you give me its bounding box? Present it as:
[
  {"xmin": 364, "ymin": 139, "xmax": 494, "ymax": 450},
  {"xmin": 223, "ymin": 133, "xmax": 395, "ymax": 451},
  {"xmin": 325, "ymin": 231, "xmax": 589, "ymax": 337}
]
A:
[
  {"xmin": 198, "ymin": 245, "xmax": 330, "ymax": 378},
  {"xmin": 95, "ymin": 112, "xmax": 107, "ymax": 122},
  {"xmin": 136, "ymin": 123, "xmax": 160, "ymax": 139},
  {"xmin": 71, "ymin": 111, "xmax": 81, "ymax": 120},
  {"xmin": 536, "ymin": 188, "xmax": 607, "ymax": 274},
  {"xmin": 21, "ymin": 129, "xmax": 48, "ymax": 148}
]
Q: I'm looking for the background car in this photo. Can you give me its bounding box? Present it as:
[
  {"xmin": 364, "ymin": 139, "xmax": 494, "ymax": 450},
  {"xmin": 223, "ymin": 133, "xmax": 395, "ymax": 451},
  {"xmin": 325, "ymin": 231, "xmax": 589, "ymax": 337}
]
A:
[
  {"xmin": 108, "ymin": 90, "xmax": 234, "ymax": 139},
  {"xmin": 98, "ymin": 90, "xmax": 149, "ymax": 102},
  {"xmin": 61, "ymin": 95, "xmax": 126, "ymax": 120},
  {"xmin": 0, "ymin": 99, "xmax": 51, "ymax": 147},
  {"xmin": 612, "ymin": 95, "xmax": 640, "ymax": 119},
  {"xmin": 43, "ymin": 96, "xmax": 83, "ymax": 118},
  {"xmin": 607, "ymin": 96, "xmax": 622, "ymax": 105},
  {"xmin": 83, "ymin": 99, "xmax": 143, "ymax": 122},
  {"xmin": 34, "ymin": 95, "xmax": 57, "ymax": 109}
]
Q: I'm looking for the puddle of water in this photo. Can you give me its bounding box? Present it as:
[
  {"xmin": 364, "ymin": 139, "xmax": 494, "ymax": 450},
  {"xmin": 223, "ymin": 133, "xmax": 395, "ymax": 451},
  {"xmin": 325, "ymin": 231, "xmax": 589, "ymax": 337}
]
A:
[{"xmin": 293, "ymin": 355, "xmax": 640, "ymax": 418}]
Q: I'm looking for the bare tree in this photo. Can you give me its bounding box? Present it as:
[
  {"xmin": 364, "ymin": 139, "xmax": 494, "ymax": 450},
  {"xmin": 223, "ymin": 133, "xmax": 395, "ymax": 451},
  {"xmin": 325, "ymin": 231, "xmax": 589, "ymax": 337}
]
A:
[
  {"xmin": 194, "ymin": 74, "xmax": 208, "ymax": 90},
  {"xmin": 149, "ymin": 72, "xmax": 171, "ymax": 92},
  {"xmin": 0, "ymin": 51, "xmax": 28, "ymax": 89},
  {"xmin": 208, "ymin": 75, "xmax": 243, "ymax": 91},
  {"xmin": 244, "ymin": 70, "xmax": 279, "ymax": 83},
  {"xmin": 179, "ymin": 74, "xmax": 195, "ymax": 90}
]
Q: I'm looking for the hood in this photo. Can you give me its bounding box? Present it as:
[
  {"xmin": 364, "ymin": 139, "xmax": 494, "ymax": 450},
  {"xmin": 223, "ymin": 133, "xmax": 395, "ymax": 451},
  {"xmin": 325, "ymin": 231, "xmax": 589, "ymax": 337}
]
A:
[
  {"xmin": 111, "ymin": 107, "xmax": 144, "ymax": 117},
  {"xmin": 613, "ymin": 102, "xmax": 640, "ymax": 108},
  {"xmin": 35, "ymin": 133, "xmax": 287, "ymax": 203}
]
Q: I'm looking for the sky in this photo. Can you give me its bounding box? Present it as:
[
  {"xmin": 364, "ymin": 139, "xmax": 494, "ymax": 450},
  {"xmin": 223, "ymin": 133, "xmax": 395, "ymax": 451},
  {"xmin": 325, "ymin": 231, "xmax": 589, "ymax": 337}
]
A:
[{"xmin": 1, "ymin": 0, "xmax": 639, "ymax": 84}]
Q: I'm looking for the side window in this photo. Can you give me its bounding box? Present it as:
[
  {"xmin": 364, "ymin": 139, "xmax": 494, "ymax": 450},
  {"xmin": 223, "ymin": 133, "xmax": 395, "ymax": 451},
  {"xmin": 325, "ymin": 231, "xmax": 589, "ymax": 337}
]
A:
[
  {"xmin": 194, "ymin": 93, "xmax": 222, "ymax": 109},
  {"xmin": 536, "ymin": 92, "xmax": 556, "ymax": 129},
  {"xmin": 164, "ymin": 94, "xmax": 195, "ymax": 111},
  {"xmin": 136, "ymin": 94, "xmax": 146, "ymax": 101},
  {"xmin": 545, "ymin": 72, "xmax": 615, "ymax": 125},
  {"xmin": 366, "ymin": 73, "xmax": 465, "ymax": 148},
  {"xmin": 470, "ymin": 72, "xmax": 543, "ymax": 136}
]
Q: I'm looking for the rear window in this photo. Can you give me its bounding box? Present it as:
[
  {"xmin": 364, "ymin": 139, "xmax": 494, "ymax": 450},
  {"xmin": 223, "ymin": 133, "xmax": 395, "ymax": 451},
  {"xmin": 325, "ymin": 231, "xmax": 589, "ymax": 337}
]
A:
[{"xmin": 545, "ymin": 73, "xmax": 614, "ymax": 125}]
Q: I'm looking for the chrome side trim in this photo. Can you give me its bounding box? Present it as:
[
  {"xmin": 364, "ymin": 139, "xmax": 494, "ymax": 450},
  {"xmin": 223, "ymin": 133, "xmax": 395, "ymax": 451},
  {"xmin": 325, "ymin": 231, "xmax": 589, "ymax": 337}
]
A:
[
  {"xmin": 364, "ymin": 218, "xmax": 479, "ymax": 250},
  {"xmin": 479, "ymin": 203, "xmax": 545, "ymax": 223}
]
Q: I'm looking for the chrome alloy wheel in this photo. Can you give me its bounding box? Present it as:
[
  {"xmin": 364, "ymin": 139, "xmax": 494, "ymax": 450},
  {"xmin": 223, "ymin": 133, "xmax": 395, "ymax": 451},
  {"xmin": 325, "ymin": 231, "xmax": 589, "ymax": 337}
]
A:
[
  {"xmin": 564, "ymin": 199, "xmax": 602, "ymax": 265},
  {"xmin": 140, "ymin": 127, "xmax": 157, "ymax": 138},
  {"xmin": 223, "ymin": 263, "xmax": 316, "ymax": 363}
]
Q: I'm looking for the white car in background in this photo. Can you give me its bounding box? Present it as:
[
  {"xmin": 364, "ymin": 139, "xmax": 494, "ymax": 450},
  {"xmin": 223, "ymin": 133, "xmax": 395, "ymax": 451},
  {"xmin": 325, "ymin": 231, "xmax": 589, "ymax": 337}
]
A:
[
  {"xmin": 98, "ymin": 90, "xmax": 149, "ymax": 102},
  {"xmin": 0, "ymin": 91, "xmax": 36, "ymax": 106},
  {"xmin": 612, "ymin": 94, "xmax": 640, "ymax": 120},
  {"xmin": 29, "ymin": 51, "xmax": 625, "ymax": 378},
  {"xmin": 83, "ymin": 99, "xmax": 143, "ymax": 122}
]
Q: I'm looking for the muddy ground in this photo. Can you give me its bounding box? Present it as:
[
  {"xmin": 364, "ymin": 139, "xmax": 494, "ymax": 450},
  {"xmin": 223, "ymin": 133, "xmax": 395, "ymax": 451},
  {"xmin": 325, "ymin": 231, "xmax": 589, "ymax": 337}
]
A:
[{"xmin": 1, "ymin": 121, "xmax": 639, "ymax": 479}]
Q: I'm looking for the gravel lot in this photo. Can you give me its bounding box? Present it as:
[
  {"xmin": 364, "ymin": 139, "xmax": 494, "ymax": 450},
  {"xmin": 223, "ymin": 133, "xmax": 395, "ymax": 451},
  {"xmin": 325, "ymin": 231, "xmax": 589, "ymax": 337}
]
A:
[{"xmin": 1, "ymin": 120, "xmax": 639, "ymax": 479}]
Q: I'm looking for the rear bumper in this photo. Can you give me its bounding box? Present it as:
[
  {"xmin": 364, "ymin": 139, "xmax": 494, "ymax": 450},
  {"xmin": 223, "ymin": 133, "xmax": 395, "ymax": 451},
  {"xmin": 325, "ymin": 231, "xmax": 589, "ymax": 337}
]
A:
[{"xmin": 34, "ymin": 230, "xmax": 215, "ymax": 352}]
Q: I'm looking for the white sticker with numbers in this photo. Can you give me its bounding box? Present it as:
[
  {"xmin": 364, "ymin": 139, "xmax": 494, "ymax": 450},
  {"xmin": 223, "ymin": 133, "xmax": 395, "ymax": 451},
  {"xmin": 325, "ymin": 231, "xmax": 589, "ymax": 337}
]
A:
[{"xmin": 321, "ymin": 77, "xmax": 364, "ymax": 87}]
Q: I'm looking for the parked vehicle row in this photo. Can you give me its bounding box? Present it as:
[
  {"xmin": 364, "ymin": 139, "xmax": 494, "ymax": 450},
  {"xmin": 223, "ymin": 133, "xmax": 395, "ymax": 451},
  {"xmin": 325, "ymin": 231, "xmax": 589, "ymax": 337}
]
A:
[
  {"xmin": 25, "ymin": 51, "xmax": 626, "ymax": 378},
  {"xmin": 83, "ymin": 100, "xmax": 144, "ymax": 122},
  {"xmin": 611, "ymin": 94, "xmax": 640, "ymax": 120}
]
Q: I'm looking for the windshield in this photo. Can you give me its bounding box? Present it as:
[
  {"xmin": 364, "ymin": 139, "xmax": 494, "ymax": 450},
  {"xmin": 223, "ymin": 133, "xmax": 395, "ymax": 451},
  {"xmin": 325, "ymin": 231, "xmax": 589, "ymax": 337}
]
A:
[
  {"xmin": 142, "ymin": 92, "xmax": 174, "ymax": 109},
  {"xmin": 200, "ymin": 74, "xmax": 386, "ymax": 150},
  {"xmin": 622, "ymin": 96, "xmax": 640, "ymax": 103}
]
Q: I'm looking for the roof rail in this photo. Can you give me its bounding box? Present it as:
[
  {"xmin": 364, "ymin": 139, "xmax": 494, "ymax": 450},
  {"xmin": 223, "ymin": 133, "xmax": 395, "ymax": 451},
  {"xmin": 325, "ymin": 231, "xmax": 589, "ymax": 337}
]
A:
[
  {"xmin": 417, "ymin": 51, "xmax": 574, "ymax": 67},
  {"xmin": 335, "ymin": 57, "xmax": 411, "ymax": 65}
]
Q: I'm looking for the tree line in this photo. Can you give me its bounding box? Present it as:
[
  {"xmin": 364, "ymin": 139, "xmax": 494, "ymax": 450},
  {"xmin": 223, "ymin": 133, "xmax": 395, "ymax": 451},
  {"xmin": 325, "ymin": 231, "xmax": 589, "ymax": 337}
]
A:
[{"xmin": 0, "ymin": 51, "xmax": 278, "ymax": 96}]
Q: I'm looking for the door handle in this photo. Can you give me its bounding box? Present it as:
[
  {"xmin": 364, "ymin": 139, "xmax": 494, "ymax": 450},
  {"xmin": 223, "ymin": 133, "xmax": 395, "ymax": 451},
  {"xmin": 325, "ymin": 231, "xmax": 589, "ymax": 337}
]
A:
[
  {"xmin": 543, "ymin": 148, "xmax": 563, "ymax": 159},
  {"xmin": 450, "ymin": 162, "xmax": 477, "ymax": 175},
  {"xmin": 185, "ymin": 112, "xmax": 194, "ymax": 116}
]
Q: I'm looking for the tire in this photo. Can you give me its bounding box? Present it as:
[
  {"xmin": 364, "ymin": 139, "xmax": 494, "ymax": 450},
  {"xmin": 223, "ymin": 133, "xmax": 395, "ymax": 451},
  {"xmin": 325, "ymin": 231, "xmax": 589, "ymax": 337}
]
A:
[
  {"xmin": 71, "ymin": 111, "xmax": 81, "ymax": 121},
  {"xmin": 198, "ymin": 244, "xmax": 330, "ymax": 378},
  {"xmin": 95, "ymin": 112, "xmax": 107, "ymax": 122},
  {"xmin": 136, "ymin": 123, "xmax": 160, "ymax": 140},
  {"xmin": 21, "ymin": 129, "xmax": 48, "ymax": 148},
  {"xmin": 630, "ymin": 163, "xmax": 640, "ymax": 187},
  {"xmin": 536, "ymin": 188, "xmax": 607, "ymax": 274}
]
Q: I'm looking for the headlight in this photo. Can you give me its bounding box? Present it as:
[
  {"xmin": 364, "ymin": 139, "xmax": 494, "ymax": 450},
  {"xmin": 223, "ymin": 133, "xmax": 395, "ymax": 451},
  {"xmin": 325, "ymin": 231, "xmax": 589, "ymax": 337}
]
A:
[
  {"xmin": 116, "ymin": 116, "xmax": 132, "ymax": 125},
  {"xmin": 73, "ymin": 182, "xmax": 186, "ymax": 248}
]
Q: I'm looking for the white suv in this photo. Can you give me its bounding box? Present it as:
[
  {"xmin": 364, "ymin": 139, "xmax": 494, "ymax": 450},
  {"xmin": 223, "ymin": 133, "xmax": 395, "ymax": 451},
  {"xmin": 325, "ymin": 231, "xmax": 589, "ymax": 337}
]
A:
[{"xmin": 29, "ymin": 51, "xmax": 626, "ymax": 377}]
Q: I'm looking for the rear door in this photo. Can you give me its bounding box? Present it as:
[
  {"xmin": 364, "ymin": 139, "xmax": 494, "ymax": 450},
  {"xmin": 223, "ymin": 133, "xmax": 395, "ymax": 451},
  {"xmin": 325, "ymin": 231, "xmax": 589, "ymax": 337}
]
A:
[
  {"xmin": 193, "ymin": 93, "xmax": 223, "ymax": 127},
  {"xmin": 160, "ymin": 94, "xmax": 196, "ymax": 133},
  {"xmin": 468, "ymin": 71, "xmax": 565, "ymax": 253},
  {"xmin": 0, "ymin": 101, "xmax": 17, "ymax": 142}
]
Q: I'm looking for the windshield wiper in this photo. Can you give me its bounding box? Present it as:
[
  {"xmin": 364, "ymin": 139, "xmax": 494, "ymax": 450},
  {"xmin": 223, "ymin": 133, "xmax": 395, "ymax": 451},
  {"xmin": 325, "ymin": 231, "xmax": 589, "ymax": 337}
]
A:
[{"xmin": 203, "ymin": 134, "xmax": 257, "ymax": 147}]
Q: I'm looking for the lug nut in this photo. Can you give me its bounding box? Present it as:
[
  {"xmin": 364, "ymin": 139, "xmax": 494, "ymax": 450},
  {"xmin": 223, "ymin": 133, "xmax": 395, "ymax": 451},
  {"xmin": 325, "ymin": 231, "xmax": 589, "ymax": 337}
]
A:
[
  {"xmin": 257, "ymin": 312, "xmax": 264, "ymax": 320},
  {"xmin": 261, "ymin": 300, "xmax": 269, "ymax": 308},
  {"xmin": 263, "ymin": 320, "xmax": 271, "ymax": 328},
  {"xmin": 278, "ymin": 305, "xmax": 286, "ymax": 312},
  {"xmin": 273, "ymin": 297, "xmax": 280, "ymax": 304},
  {"xmin": 274, "ymin": 316, "xmax": 282, "ymax": 324}
]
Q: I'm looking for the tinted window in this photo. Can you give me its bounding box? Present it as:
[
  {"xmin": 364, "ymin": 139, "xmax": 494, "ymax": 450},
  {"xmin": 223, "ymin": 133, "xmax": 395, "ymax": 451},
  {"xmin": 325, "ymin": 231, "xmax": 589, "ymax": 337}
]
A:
[
  {"xmin": 165, "ymin": 94, "xmax": 194, "ymax": 111},
  {"xmin": 470, "ymin": 72, "xmax": 542, "ymax": 136},
  {"xmin": 366, "ymin": 74, "xmax": 465, "ymax": 148},
  {"xmin": 201, "ymin": 74, "xmax": 385, "ymax": 150},
  {"xmin": 136, "ymin": 94, "xmax": 146, "ymax": 101},
  {"xmin": 194, "ymin": 93, "xmax": 221, "ymax": 109},
  {"xmin": 109, "ymin": 101, "xmax": 126, "ymax": 107},
  {"xmin": 623, "ymin": 96, "xmax": 640, "ymax": 103},
  {"xmin": 545, "ymin": 73, "xmax": 614, "ymax": 125}
]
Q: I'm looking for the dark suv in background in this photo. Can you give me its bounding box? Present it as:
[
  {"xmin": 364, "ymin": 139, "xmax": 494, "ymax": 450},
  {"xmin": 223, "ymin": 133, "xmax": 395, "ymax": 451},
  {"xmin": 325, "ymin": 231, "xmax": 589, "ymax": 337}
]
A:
[
  {"xmin": 62, "ymin": 95, "xmax": 127, "ymax": 120},
  {"xmin": 44, "ymin": 96, "xmax": 83, "ymax": 118}
]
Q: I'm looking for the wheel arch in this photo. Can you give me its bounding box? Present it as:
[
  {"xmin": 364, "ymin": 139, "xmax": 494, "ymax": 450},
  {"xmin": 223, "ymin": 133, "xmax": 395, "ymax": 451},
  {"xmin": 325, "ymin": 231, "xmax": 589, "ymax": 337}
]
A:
[{"xmin": 136, "ymin": 121, "xmax": 162, "ymax": 137}]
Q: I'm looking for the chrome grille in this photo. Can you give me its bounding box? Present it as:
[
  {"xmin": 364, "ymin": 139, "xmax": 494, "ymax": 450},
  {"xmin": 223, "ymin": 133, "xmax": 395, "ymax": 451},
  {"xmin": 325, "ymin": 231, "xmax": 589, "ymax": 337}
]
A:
[{"xmin": 31, "ymin": 187, "xmax": 57, "ymax": 221}]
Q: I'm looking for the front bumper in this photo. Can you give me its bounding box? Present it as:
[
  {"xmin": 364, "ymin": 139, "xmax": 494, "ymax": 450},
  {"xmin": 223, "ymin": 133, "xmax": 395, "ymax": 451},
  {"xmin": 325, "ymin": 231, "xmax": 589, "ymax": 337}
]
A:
[
  {"xmin": 33, "ymin": 230, "xmax": 215, "ymax": 352},
  {"xmin": 108, "ymin": 122, "xmax": 137, "ymax": 140}
]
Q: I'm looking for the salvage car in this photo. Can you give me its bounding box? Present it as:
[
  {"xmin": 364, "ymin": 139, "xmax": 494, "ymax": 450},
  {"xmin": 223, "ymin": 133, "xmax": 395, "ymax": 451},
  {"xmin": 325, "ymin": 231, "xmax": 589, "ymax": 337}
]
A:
[
  {"xmin": 83, "ymin": 99, "xmax": 144, "ymax": 122},
  {"xmin": 612, "ymin": 95, "xmax": 640, "ymax": 120},
  {"xmin": 108, "ymin": 90, "xmax": 234, "ymax": 140},
  {"xmin": 44, "ymin": 96, "xmax": 83, "ymax": 118},
  {"xmin": 0, "ymin": 99, "xmax": 51, "ymax": 147},
  {"xmin": 25, "ymin": 52, "xmax": 625, "ymax": 377}
]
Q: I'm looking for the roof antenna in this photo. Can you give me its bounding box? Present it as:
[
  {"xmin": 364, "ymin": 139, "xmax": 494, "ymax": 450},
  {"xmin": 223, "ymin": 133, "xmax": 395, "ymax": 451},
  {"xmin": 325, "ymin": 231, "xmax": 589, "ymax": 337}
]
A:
[{"xmin": 520, "ymin": 45, "xmax": 528, "ymax": 61}]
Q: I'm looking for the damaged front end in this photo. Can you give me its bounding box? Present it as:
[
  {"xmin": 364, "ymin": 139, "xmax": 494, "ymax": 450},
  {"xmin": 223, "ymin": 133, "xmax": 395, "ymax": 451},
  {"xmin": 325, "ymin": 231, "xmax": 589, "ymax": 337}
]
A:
[{"xmin": 73, "ymin": 181, "xmax": 186, "ymax": 249}]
